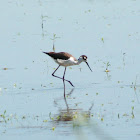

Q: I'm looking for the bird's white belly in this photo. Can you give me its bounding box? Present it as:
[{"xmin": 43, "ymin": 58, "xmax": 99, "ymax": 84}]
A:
[{"xmin": 55, "ymin": 58, "xmax": 77, "ymax": 67}]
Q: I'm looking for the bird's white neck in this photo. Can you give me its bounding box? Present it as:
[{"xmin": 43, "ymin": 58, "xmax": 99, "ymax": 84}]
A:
[{"xmin": 76, "ymin": 57, "xmax": 83, "ymax": 65}]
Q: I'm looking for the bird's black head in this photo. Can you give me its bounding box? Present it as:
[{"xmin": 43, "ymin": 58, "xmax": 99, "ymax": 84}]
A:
[
  {"xmin": 80, "ymin": 55, "xmax": 88, "ymax": 62},
  {"xmin": 79, "ymin": 55, "xmax": 92, "ymax": 72}
]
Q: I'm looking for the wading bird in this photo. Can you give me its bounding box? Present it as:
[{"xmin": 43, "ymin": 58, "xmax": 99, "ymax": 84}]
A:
[{"xmin": 43, "ymin": 52, "xmax": 92, "ymax": 97}]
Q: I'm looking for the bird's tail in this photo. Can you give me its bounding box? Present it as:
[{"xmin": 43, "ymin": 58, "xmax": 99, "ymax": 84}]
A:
[{"xmin": 43, "ymin": 52, "xmax": 49, "ymax": 55}]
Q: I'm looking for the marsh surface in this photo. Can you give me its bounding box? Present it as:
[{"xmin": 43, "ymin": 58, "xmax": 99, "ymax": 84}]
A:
[{"xmin": 0, "ymin": 0, "xmax": 140, "ymax": 140}]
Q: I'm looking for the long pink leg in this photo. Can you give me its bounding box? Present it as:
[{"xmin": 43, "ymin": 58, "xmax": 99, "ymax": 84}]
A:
[{"xmin": 52, "ymin": 65, "xmax": 74, "ymax": 87}]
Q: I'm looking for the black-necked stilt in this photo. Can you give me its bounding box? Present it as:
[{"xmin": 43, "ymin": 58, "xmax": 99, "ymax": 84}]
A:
[{"xmin": 43, "ymin": 52, "xmax": 92, "ymax": 97}]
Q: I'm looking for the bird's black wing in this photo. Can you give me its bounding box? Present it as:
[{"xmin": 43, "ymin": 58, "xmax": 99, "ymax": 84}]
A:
[{"xmin": 43, "ymin": 52, "xmax": 72, "ymax": 60}]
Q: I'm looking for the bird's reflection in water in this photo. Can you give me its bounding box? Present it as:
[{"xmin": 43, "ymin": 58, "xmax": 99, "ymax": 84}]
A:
[
  {"xmin": 52, "ymin": 89, "xmax": 114, "ymax": 140},
  {"xmin": 53, "ymin": 88, "xmax": 94, "ymax": 123}
]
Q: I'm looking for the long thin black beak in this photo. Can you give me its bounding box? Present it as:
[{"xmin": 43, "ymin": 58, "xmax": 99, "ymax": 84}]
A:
[{"xmin": 85, "ymin": 61, "xmax": 92, "ymax": 72}]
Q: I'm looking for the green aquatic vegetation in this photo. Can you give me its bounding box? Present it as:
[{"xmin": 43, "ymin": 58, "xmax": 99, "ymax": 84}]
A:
[
  {"xmin": 131, "ymin": 75, "xmax": 138, "ymax": 90},
  {"xmin": 84, "ymin": 9, "xmax": 91, "ymax": 13},
  {"xmin": 96, "ymin": 92, "xmax": 99, "ymax": 95},
  {"xmin": 51, "ymin": 117, "xmax": 54, "ymax": 121},
  {"xmin": 122, "ymin": 53, "xmax": 126, "ymax": 67},
  {"xmin": 73, "ymin": 123, "xmax": 80, "ymax": 128},
  {"xmin": 49, "ymin": 112, "xmax": 54, "ymax": 121},
  {"xmin": 41, "ymin": 15, "xmax": 44, "ymax": 29},
  {"xmin": 51, "ymin": 108, "xmax": 91, "ymax": 123},
  {"xmin": 22, "ymin": 116, "xmax": 26, "ymax": 119},
  {"xmin": 131, "ymin": 114, "xmax": 134, "ymax": 119},
  {"xmin": 52, "ymin": 127, "xmax": 55, "ymax": 131},
  {"xmin": 41, "ymin": 15, "xmax": 50, "ymax": 30},
  {"xmin": 3, "ymin": 68, "xmax": 8, "ymax": 70},
  {"xmin": 43, "ymin": 120, "xmax": 48, "ymax": 122},
  {"xmin": 13, "ymin": 83, "xmax": 17, "ymax": 87},
  {"xmin": 130, "ymin": 82, "xmax": 134, "ymax": 88},
  {"xmin": 101, "ymin": 118, "xmax": 104, "ymax": 121},
  {"xmin": 72, "ymin": 111, "xmax": 90, "ymax": 128},
  {"xmin": 50, "ymin": 34, "xmax": 60, "ymax": 52},
  {"xmin": 56, "ymin": 116, "xmax": 60, "ymax": 120},
  {"xmin": 123, "ymin": 113, "xmax": 129, "ymax": 117},
  {"xmin": 40, "ymin": 15, "xmax": 49, "ymax": 37},
  {"xmin": 132, "ymin": 100, "xmax": 135, "ymax": 103},
  {"xmin": 50, "ymin": 34, "xmax": 60, "ymax": 42},
  {"xmin": 0, "ymin": 110, "xmax": 7, "ymax": 123},
  {"xmin": 105, "ymin": 62, "xmax": 111, "ymax": 72},
  {"xmin": 17, "ymin": 32, "xmax": 21, "ymax": 36},
  {"xmin": 58, "ymin": 18, "xmax": 62, "ymax": 21},
  {"xmin": 131, "ymin": 106, "xmax": 135, "ymax": 119},
  {"xmin": 53, "ymin": 44, "xmax": 55, "ymax": 52},
  {"xmin": 101, "ymin": 37, "xmax": 104, "ymax": 43},
  {"xmin": 134, "ymin": 75, "xmax": 138, "ymax": 90},
  {"xmin": 131, "ymin": 112, "xmax": 134, "ymax": 119},
  {"xmin": 0, "ymin": 110, "xmax": 6, "ymax": 118},
  {"xmin": 118, "ymin": 113, "xmax": 120, "ymax": 119}
]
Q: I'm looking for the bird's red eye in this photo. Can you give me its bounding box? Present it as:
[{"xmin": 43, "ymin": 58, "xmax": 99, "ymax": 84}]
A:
[{"xmin": 84, "ymin": 56, "xmax": 87, "ymax": 60}]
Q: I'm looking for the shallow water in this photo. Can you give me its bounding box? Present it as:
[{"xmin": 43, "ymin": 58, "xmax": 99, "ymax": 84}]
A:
[{"xmin": 0, "ymin": 0, "xmax": 140, "ymax": 140}]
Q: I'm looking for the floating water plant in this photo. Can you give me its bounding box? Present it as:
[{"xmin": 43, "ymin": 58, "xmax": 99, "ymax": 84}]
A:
[
  {"xmin": 22, "ymin": 116, "xmax": 26, "ymax": 119},
  {"xmin": 131, "ymin": 106, "xmax": 135, "ymax": 119},
  {"xmin": 13, "ymin": 84, "xmax": 17, "ymax": 87},
  {"xmin": 3, "ymin": 68, "xmax": 8, "ymax": 70},
  {"xmin": 85, "ymin": 9, "xmax": 91, "ymax": 13},
  {"xmin": 50, "ymin": 34, "xmax": 60, "ymax": 41},
  {"xmin": 118, "ymin": 113, "xmax": 120, "ymax": 119},
  {"xmin": 49, "ymin": 112, "xmax": 54, "ymax": 121},
  {"xmin": 43, "ymin": 120, "xmax": 48, "ymax": 122},
  {"xmin": 105, "ymin": 62, "xmax": 111, "ymax": 72},
  {"xmin": 101, "ymin": 118, "xmax": 104, "ymax": 121},
  {"xmin": 0, "ymin": 110, "xmax": 7, "ymax": 123},
  {"xmin": 96, "ymin": 92, "xmax": 99, "ymax": 95},
  {"xmin": 101, "ymin": 37, "xmax": 104, "ymax": 43},
  {"xmin": 53, "ymin": 44, "xmax": 55, "ymax": 52},
  {"xmin": 52, "ymin": 127, "xmax": 55, "ymax": 131},
  {"xmin": 50, "ymin": 34, "xmax": 60, "ymax": 52}
]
